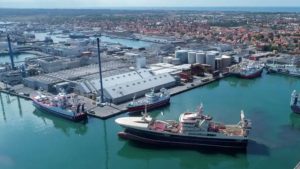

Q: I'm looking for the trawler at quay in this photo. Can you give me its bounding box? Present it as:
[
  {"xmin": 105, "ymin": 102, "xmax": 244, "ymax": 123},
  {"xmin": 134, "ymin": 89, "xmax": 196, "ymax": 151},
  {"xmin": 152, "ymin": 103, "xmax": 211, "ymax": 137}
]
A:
[
  {"xmin": 266, "ymin": 58, "xmax": 300, "ymax": 77},
  {"xmin": 32, "ymin": 91, "xmax": 88, "ymax": 122},
  {"xmin": 116, "ymin": 104, "xmax": 252, "ymax": 150},
  {"xmin": 127, "ymin": 88, "xmax": 170, "ymax": 113},
  {"xmin": 231, "ymin": 61, "xmax": 263, "ymax": 79}
]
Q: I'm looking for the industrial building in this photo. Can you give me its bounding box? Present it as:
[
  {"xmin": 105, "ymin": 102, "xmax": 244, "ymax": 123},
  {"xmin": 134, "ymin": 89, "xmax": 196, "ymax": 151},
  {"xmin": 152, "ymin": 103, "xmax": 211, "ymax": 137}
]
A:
[
  {"xmin": 23, "ymin": 64, "xmax": 100, "ymax": 91},
  {"xmin": 75, "ymin": 69, "xmax": 176, "ymax": 104}
]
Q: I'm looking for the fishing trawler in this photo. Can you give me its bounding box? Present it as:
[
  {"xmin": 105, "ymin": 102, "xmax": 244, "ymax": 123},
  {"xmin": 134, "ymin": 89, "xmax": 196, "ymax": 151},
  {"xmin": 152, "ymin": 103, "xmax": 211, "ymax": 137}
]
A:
[
  {"xmin": 290, "ymin": 90, "xmax": 300, "ymax": 114},
  {"xmin": 266, "ymin": 58, "xmax": 300, "ymax": 77},
  {"xmin": 238, "ymin": 63, "xmax": 263, "ymax": 79},
  {"xmin": 127, "ymin": 88, "xmax": 170, "ymax": 113},
  {"xmin": 32, "ymin": 91, "xmax": 88, "ymax": 122},
  {"xmin": 231, "ymin": 61, "xmax": 263, "ymax": 79},
  {"xmin": 116, "ymin": 104, "xmax": 252, "ymax": 149}
]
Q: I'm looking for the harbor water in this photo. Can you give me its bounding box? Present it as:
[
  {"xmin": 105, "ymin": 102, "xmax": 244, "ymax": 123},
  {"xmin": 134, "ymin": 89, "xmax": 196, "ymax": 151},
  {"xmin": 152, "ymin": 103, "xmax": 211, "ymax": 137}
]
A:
[
  {"xmin": 34, "ymin": 32, "xmax": 153, "ymax": 48},
  {"xmin": 0, "ymin": 53, "xmax": 37, "ymax": 65},
  {"xmin": 0, "ymin": 72, "xmax": 300, "ymax": 169}
]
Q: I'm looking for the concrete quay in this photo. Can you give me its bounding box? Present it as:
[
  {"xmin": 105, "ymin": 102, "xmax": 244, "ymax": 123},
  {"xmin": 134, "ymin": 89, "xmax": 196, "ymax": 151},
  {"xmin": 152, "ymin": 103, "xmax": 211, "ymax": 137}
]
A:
[
  {"xmin": 0, "ymin": 75, "xmax": 225, "ymax": 120},
  {"xmin": 86, "ymin": 75, "xmax": 224, "ymax": 119}
]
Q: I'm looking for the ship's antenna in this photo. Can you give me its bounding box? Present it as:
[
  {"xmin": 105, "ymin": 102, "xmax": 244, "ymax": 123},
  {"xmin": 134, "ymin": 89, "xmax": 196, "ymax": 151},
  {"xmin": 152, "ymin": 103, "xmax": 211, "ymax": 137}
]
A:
[
  {"xmin": 141, "ymin": 103, "xmax": 149, "ymax": 121},
  {"xmin": 240, "ymin": 110, "xmax": 245, "ymax": 121}
]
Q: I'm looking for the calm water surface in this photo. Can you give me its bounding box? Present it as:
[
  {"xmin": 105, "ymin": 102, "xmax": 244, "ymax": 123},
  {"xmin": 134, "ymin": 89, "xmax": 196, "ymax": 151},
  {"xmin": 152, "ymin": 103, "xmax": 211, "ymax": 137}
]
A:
[
  {"xmin": 0, "ymin": 72, "xmax": 300, "ymax": 169},
  {"xmin": 34, "ymin": 32, "xmax": 152, "ymax": 48},
  {"xmin": 0, "ymin": 54, "xmax": 37, "ymax": 65}
]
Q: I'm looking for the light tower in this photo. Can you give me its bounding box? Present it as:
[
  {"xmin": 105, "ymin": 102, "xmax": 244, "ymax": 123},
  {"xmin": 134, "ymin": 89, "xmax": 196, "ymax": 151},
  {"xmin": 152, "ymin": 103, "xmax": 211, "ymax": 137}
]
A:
[
  {"xmin": 97, "ymin": 37, "xmax": 104, "ymax": 103},
  {"xmin": 7, "ymin": 34, "xmax": 15, "ymax": 70}
]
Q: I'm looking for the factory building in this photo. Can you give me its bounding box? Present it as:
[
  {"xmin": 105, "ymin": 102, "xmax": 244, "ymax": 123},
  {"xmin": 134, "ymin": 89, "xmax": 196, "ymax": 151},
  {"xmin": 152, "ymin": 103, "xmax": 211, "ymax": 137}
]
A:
[
  {"xmin": 38, "ymin": 57, "xmax": 81, "ymax": 73},
  {"xmin": 75, "ymin": 69, "xmax": 176, "ymax": 104},
  {"xmin": 37, "ymin": 56, "xmax": 99, "ymax": 73},
  {"xmin": 23, "ymin": 64, "xmax": 100, "ymax": 92},
  {"xmin": 0, "ymin": 71, "xmax": 23, "ymax": 85}
]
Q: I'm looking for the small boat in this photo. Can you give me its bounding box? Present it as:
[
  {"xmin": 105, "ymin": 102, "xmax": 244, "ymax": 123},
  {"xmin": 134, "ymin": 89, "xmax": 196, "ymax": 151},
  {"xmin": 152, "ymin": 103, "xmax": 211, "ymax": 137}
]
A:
[
  {"xmin": 127, "ymin": 88, "xmax": 170, "ymax": 113},
  {"xmin": 116, "ymin": 104, "xmax": 252, "ymax": 150},
  {"xmin": 32, "ymin": 91, "xmax": 88, "ymax": 122},
  {"xmin": 290, "ymin": 90, "xmax": 300, "ymax": 114}
]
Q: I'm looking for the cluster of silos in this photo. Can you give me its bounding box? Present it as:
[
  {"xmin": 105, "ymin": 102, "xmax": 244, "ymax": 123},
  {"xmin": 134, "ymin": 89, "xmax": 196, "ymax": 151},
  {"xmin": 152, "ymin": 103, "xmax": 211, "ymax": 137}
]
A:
[
  {"xmin": 171, "ymin": 50, "xmax": 232, "ymax": 70},
  {"xmin": 176, "ymin": 50, "xmax": 207, "ymax": 65}
]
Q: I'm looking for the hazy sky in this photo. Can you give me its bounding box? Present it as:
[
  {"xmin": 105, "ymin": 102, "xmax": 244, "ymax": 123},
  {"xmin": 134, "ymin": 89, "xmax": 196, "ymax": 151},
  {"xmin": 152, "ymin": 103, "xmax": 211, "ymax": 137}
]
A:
[{"xmin": 0, "ymin": 0, "xmax": 300, "ymax": 8}]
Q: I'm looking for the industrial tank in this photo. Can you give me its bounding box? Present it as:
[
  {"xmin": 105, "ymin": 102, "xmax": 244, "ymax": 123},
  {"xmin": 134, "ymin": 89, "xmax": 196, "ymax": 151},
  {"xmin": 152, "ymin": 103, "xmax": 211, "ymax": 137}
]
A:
[
  {"xmin": 188, "ymin": 52, "xmax": 196, "ymax": 64},
  {"xmin": 206, "ymin": 51, "xmax": 219, "ymax": 69},
  {"xmin": 196, "ymin": 52, "xmax": 206, "ymax": 64}
]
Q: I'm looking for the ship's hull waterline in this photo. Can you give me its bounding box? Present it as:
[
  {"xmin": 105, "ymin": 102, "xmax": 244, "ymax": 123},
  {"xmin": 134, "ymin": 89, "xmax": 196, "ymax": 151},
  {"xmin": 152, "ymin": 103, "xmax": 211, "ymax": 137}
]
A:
[
  {"xmin": 118, "ymin": 128, "xmax": 248, "ymax": 150},
  {"xmin": 32, "ymin": 100, "xmax": 87, "ymax": 122}
]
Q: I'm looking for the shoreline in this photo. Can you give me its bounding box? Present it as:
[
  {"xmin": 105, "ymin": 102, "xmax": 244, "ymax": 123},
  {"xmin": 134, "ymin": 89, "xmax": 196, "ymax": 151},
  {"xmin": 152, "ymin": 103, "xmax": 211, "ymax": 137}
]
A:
[{"xmin": 0, "ymin": 75, "xmax": 227, "ymax": 119}]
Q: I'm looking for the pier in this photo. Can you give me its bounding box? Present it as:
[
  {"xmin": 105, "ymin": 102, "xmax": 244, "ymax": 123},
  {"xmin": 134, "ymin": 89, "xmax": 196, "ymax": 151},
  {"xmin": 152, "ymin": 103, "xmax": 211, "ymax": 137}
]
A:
[{"xmin": 0, "ymin": 75, "xmax": 223, "ymax": 119}]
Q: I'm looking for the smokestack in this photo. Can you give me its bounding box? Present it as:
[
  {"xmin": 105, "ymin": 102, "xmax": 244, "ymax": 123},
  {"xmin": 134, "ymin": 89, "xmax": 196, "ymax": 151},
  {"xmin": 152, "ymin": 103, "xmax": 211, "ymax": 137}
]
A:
[
  {"xmin": 97, "ymin": 37, "xmax": 104, "ymax": 103},
  {"xmin": 7, "ymin": 34, "xmax": 15, "ymax": 70}
]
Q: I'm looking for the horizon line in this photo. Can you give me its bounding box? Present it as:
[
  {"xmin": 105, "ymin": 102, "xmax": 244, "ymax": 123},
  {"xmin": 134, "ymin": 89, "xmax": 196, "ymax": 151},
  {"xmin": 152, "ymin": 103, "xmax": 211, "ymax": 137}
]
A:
[{"xmin": 1, "ymin": 6, "xmax": 300, "ymax": 10}]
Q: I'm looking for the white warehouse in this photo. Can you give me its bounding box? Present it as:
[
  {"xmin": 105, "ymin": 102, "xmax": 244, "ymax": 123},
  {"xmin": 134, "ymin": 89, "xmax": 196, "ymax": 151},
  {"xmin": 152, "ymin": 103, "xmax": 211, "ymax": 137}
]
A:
[{"xmin": 75, "ymin": 69, "xmax": 176, "ymax": 104}]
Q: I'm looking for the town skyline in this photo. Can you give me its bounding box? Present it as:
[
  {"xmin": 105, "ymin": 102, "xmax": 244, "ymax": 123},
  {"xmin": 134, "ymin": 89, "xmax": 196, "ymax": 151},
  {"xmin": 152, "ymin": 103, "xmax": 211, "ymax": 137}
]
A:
[{"xmin": 1, "ymin": 0, "xmax": 300, "ymax": 8}]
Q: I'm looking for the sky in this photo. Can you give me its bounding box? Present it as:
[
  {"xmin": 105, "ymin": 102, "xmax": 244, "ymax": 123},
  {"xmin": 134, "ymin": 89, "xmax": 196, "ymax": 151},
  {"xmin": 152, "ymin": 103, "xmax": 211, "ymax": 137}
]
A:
[{"xmin": 0, "ymin": 0, "xmax": 300, "ymax": 8}]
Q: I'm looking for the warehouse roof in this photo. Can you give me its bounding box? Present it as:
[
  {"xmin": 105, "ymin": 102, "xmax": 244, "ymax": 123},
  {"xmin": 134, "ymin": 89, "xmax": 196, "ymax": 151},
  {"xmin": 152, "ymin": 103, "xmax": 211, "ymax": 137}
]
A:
[{"xmin": 104, "ymin": 73, "xmax": 175, "ymax": 99}]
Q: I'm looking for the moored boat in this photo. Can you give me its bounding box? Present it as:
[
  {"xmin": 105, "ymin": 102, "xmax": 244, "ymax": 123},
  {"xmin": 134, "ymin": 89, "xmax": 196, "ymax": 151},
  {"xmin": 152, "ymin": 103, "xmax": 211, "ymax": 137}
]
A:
[
  {"xmin": 116, "ymin": 104, "xmax": 252, "ymax": 150},
  {"xmin": 32, "ymin": 91, "xmax": 88, "ymax": 122},
  {"xmin": 238, "ymin": 64, "xmax": 263, "ymax": 79},
  {"xmin": 127, "ymin": 88, "xmax": 170, "ymax": 113},
  {"xmin": 290, "ymin": 90, "xmax": 300, "ymax": 114},
  {"xmin": 266, "ymin": 64, "xmax": 300, "ymax": 77},
  {"xmin": 266, "ymin": 57, "xmax": 300, "ymax": 77}
]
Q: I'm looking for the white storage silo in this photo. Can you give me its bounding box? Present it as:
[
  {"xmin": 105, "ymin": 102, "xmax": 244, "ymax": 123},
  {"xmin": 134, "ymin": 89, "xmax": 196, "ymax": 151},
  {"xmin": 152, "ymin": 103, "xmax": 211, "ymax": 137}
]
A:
[
  {"xmin": 196, "ymin": 52, "xmax": 206, "ymax": 64},
  {"xmin": 175, "ymin": 50, "xmax": 188, "ymax": 64},
  {"xmin": 206, "ymin": 51, "xmax": 218, "ymax": 69},
  {"xmin": 188, "ymin": 52, "xmax": 196, "ymax": 64}
]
